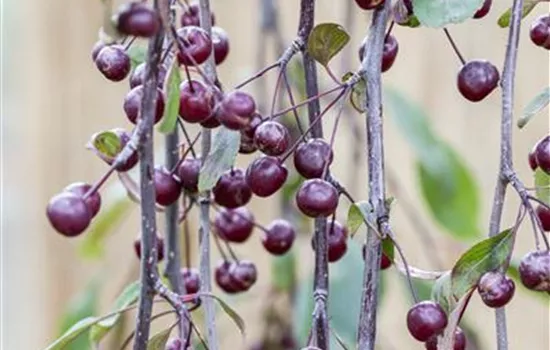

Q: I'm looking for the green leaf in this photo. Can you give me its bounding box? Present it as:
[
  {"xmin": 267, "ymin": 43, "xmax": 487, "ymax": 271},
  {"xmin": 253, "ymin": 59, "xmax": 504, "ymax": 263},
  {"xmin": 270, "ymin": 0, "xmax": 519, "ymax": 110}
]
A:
[
  {"xmin": 412, "ymin": 0, "xmax": 484, "ymax": 28},
  {"xmin": 146, "ymin": 327, "xmax": 173, "ymax": 350},
  {"xmin": 272, "ymin": 250, "xmax": 296, "ymax": 292},
  {"xmin": 307, "ymin": 23, "xmax": 351, "ymax": 66},
  {"xmin": 431, "ymin": 272, "xmax": 454, "ymax": 313},
  {"xmin": 534, "ymin": 168, "xmax": 550, "ymax": 205},
  {"xmin": 158, "ymin": 60, "xmax": 182, "ymax": 134},
  {"xmin": 518, "ymin": 87, "xmax": 550, "ymax": 129},
  {"xmin": 381, "ymin": 237, "xmax": 394, "ymax": 261},
  {"xmin": 127, "ymin": 45, "xmax": 147, "ymax": 69},
  {"xmin": 347, "ymin": 201, "xmax": 373, "ymax": 236},
  {"xmin": 497, "ymin": 0, "xmax": 540, "ymax": 28},
  {"xmin": 203, "ymin": 294, "xmax": 246, "ymax": 337},
  {"xmin": 46, "ymin": 317, "xmax": 100, "ymax": 350},
  {"xmin": 451, "ymin": 229, "xmax": 514, "ymax": 298},
  {"xmin": 90, "ymin": 281, "xmax": 141, "ymax": 345},
  {"xmin": 57, "ymin": 280, "xmax": 100, "ymax": 350},
  {"xmin": 91, "ymin": 131, "xmax": 122, "ymax": 158},
  {"xmin": 198, "ymin": 127, "xmax": 241, "ymax": 192},
  {"xmin": 350, "ymin": 77, "xmax": 366, "ymax": 113}
]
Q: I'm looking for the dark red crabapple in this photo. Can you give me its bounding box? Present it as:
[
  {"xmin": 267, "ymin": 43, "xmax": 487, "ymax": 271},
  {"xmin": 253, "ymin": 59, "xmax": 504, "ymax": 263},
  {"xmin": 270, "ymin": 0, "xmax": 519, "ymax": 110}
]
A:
[
  {"xmin": 529, "ymin": 147, "xmax": 538, "ymax": 171},
  {"xmin": 519, "ymin": 250, "xmax": 550, "ymax": 292},
  {"xmin": 262, "ymin": 219, "xmax": 296, "ymax": 255},
  {"xmin": 359, "ymin": 34, "xmax": 398, "ymax": 72},
  {"xmin": 115, "ymin": 2, "xmax": 160, "ymax": 38},
  {"xmin": 212, "ymin": 26, "xmax": 230, "ymax": 65},
  {"xmin": 91, "ymin": 41, "xmax": 106, "ymax": 62},
  {"xmin": 165, "ymin": 338, "xmax": 183, "ymax": 350},
  {"xmin": 254, "ymin": 121, "xmax": 290, "ymax": 156},
  {"xmin": 133, "ymin": 234, "xmax": 165, "ymax": 261},
  {"xmin": 296, "ymin": 179, "xmax": 339, "ymax": 217},
  {"xmin": 229, "ymin": 260, "xmax": 258, "ymax": 291},
  {"xmin": 95, "ymin": 45, "xmax": 131, "ymax": 82},
  {"xmin": 213, "ymin": 168, "xmax": 252, "ymax": 208},
  {"xmin": 457, "ymin": 60, "xmax": 500, "ymax": 102},
  {"xmin": 477, "ymin": 272, "xmax": 515, "ymax": 308},
  {"xmin": 217, "ymin": 91, "xmax": 257, "ymax": 130},
  {"xmin": 536, "ymin": 205, "xmax": 550, "ymax": 232},
  {"xmin": 46, "ymin": 192, "xmax": 92, "ymax": 237},
  {"xmin": 215, "ymin": 260, "xmax": 241, "ymax": 294},
  {"xmin": 294, "ymin": 138, "xmax": 333, "ymax": 179},
  {"xmin": 214, "ymin": 207, "xmax": 254, "ymax": 243},
  {"xmin": 530, "ymin": 15, "xmax": 550, "ymax": 49},
  {"xmin": 326, "ymin": 220, "xmax": 348, "ymax": 262},
  {"xmin": 129, "ymin": 62, "xmax": 167, "ymax": 89},
  {"xmin": 180, "ymin": 267, "xmax": 201, "ymax": 294},
  {"xmin": 179, "ymin": 80, "xmax": 214, "ymax": 123},
  {"xmin": 154, "ymin": 166, "xmax": 182, "ymax": 206},
  {"xmin": 176, "ymin": 26, "xmax": 212, "ymax": 66},
  {"xmin": 177, "ymin": 157, "xmax": 201, "ymax": 193},
  {"xmin": 473, "ymin": 0, "xmax": 492, "ymax": 19},
  {"xmin": 425, "ymin": 327, "xmax": 466, "ymax": 350},
  {"xmin": 534, "ymin": 135, "xmax": 550, "ymax": 175},
  {"xmin": 200, "ymin": 114, "xmax": 222, "ymax": 129},
  {"xmin": 407, "ymin": 301, "xmax": 448, "ymax": 342},
  {"xmin": 180, "ymin": 2, "xmax": 215, "ymax": 27},
  {"xmin": 245, "ymin": 156, "xmax": 288, "ymax": 197},
  {"xmin": 64, "ymin": 182, "xmax": 101, "ymax": 217},
  {"xmin": 354, "ymin": 0, "xmax": 385, "ymax": 10},
  {"xmin": 123, "ymin": 86, "xmax": 165, "ymax": 125},
  {"xmin": 239, "ymin": 113, "xmax": 263, "ymax": 154}
]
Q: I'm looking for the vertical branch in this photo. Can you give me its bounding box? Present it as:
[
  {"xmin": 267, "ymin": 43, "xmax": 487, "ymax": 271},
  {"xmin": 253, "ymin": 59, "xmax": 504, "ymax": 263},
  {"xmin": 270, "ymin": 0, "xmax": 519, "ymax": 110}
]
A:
[
  {"xmin": 487, "ymin": 0, "xmax": 524, "ymax": 349},
  {"xmin": 197, "ymin": 1, "xmax": 219, "ymax": 349},
  {"xmin": 132, "ymin": 1, "xmax": 165, "ymax": 348},
  {"xmin": 298, "ymin": 0, "xmax": 329, "ymax": 348},
  {"xmin": 356, "ymin": 2, "xmax": 390, "ymax": 350}
]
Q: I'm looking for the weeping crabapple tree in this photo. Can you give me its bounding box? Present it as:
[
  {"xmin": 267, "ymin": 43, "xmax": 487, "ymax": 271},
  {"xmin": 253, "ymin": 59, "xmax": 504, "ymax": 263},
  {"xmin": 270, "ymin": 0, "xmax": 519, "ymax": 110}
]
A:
[{"xmin": 44, "ymin": 0, "xmax": 550, "ymax": 349}]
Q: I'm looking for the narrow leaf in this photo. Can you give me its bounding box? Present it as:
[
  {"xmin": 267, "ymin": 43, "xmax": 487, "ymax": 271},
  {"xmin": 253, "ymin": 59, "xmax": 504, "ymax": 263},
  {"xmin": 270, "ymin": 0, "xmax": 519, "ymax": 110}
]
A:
[
  {"xmin": 91, "ymin": 131, "xmax": 122, "ymax": 159},
  {"xmin": 158, "ymin": 60, "xmax": 182, "ymax": 134},
  {"xmin": 518, "ymin": 87, "xmax": 550, "ymax": 129},
  {"xmin": 198, "ymin": 127, "xmax": 241, "ymax": 192},
  {"xmin": 497, "ymin": 0, "xmax": 540, "ymax": 28},
  {"xmin": 45, "ymin": 317, "xmax": 100, "ymax": 350},
  {"xmin": 412, "ymin": 0, "xmax": 484, "ymax": 28},
  {"xmin": 146, "ymin": 327, "xmax": 173, "ymax": 350},
  {"xmin": 451, "ymin": 229, "xmax": 514, "ymax": 298},
  {"xmin": 347, "ymin": 201, "xmax": 373, "ymax": 236},
  {"xmin": 349, "ymin": 77, "xmax": 366, "ymax": 113},
  {"xmin": 381, "ymin": 237, "xmax": 395, "ymax": 261},
  {"xmin": 534, "ymin": 168, "xmax": 550, "ymax": 205},
  {"xmin": 307, "ymin": 23, "xmax": 350, "ymax": 66},
  {"xmin": 203, "ymin": 294, "xmax": 246, "ymax": 337}
]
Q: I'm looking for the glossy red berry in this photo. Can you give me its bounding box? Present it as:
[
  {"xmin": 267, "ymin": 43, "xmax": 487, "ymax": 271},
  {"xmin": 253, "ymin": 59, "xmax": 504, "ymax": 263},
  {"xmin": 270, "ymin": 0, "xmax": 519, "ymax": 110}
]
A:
[
  {"xmin": 477, "ymin": 272, "xmax": 515, "ymax": 308},
  {"xmin": 180, "ymin": 2, "xmax": 215, "ymax": 27},
  {"xmin": 262, "ymin": 219, "xmax": 296, "ymax": 255},
  {"xmin": 294, "ymin": 139, "xmax": 333, "ymax": 179},
  {"xmin": 218, "ymin": 91, "xmax": 257, "ymax": 130},
  {"xmin": 519, "ymin": 250, "xmax": 550, "ymax": 291},
  {"xmin": 239, "ymin": 113, "xmax": 262, "ymax": 154},
  {"xmin": 123, "ymin": 86, "xmax": 165, "ymax": 125},
  {"xmin": 212, "ymin": 27, "xmax": 230, "ymax": 65},
  {"xmin": 214, "ymin": 207, "xmax": 254, "ymax": 243},
  {"xmin": 129, "ymin": 62, "xmax": 166, "ymax": 89},
  {"xmin": 253, "ymin": 121, "xmax": 290, "ymax": 156},
  {"xmin": 425, "ymin": 327, "xmax": 466, "ymax": 350},
  {"xmin": 473, "ymin": 0, "xmax": 491, "ymax": 19},
  {"xmin": 64, "ymin": 182, "xmax": 101, "ymax": 218},
  {"xmin": 179, "ymin": 80, "xmax": 215, "ymax": 123},
  {"xmin": 530, "ymin": 15, "xmax": 550, "ymax": 49},
  {"xmin": 154, "ymin": 166, "xmax": 182, "ymax": 206},
  {"xmin": 177, "ymin": 157, "xmax": 201, "ymax": 193},
  {"xmin": 355, "ymin": 0, "xmax": 385, "ymax": 10},
  {"xmin": 95, "ymin": 45, "xmax": 131, "ymax": 82},
  {"xmin": 116, "ymin": 2, "xmax": 160, "ymax": 38},
  {"xmin": 215, "ymin": 260, "xmax": 241, "ymax": 294},
  {"xmin": 133, "ymin": 235, "xmax": 165, "ymax": 261},
  {"xmin": 180, "ymin": 267, "xmax": 201, "ymax": 294},
  {"xmin": 534, "ymin": 135, "xmax": 550, "ymax": 175},
  {"xmin": 296, "ymin": 179, "xmax": 338, "ymax": 217},
  {"xmin": 536, "ymin": 205, "xmax": 550, "ymax": 232},
  {"xmin": 176, "ymin": 26, "xmax": 213, "ymax": 66},
  {"xmin": 326, "ymin": 221, "xmax": 348, "ymax": 262},
  {"xmin": 529, "ymin": 147, "xmax": 539, "ymax": 171},
  {"xmin": 382, "ymin": 34, "xmax": 399, "ymax": 72},
  {"xmin": 229, "ymin": 260, "xmax": 257, "ymax": 291},
  {"xmin": 407, "ymin": 301, "xmax": 448, "ymax": 342},
  {"xmin": 46, "ymin": 192, "xmax": 92, "ymax": 237},
  {"xmin": 457, "ymin": 60, "xmax": 500, "ymax": 102},
  {"xmin": 213, "ymin": 168, "xmax": 252, "ymax": 208},
  {"xmin": 246, "ymin": 156, "xmax": 288, "ymax": 197}
]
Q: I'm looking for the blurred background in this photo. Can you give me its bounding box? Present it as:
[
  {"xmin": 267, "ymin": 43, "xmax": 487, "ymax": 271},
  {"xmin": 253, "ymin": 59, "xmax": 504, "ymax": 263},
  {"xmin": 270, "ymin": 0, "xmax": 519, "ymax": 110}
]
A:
[{"xmin": 3, "ymin": 0, "xmax": 550, "ymax": 349}]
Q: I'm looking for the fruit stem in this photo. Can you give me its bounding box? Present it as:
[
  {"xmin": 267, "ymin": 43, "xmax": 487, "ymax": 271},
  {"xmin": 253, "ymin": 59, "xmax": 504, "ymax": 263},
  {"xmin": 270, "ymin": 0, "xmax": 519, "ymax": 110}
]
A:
[
  {"xmin": 384, "ymin": 21, "xmax": 395, "ymax": 42},
  {"xmin": 281, "ymin": 70, "xmax": 306, "ymax": 135},
  {"xmin": 356, "ymin": 2, "xmax": 391, "ymax": 350},
  {"xmin": 234, "ymin": 62, "xmax": 280, "ymax": 90},
  {"xmin": 177, "ymin": 118, "xmax": 198, "ymax": 158},
  {"xmin": 443, "ymin": 28, "xmax": 466, "ymax": 66},
  {"xmin": 170, "ymin": 130, "xmax": 201, "ymax": 175},
  {"xmin": 271, "ymin": 84, "xmax": 345, "ymax": 121},
  {"xmin": 83, "ymin": 163, "xmax": 117, "ymax": 200}
]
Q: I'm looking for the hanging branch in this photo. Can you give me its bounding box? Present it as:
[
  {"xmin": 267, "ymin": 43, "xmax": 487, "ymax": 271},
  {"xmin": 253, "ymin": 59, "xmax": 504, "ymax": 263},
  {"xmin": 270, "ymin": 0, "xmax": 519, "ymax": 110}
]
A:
[{"xmin": 356, "ymin": 2, "xmax": 391, "ymax": 350}]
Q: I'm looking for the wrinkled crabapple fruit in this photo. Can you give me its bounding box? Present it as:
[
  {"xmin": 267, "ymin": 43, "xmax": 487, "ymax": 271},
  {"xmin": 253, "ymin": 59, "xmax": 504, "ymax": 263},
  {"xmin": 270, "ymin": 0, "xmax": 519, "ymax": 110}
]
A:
[
  {"xmin": 239, "ymin": 113, "xmax": 263, "ymax": 154},
  {"xmin": 133, "ymin": 234, "xmax": 165, "ymax": 261},
  {"xmin": 212, "ymin": 26, "xmax": 230, "ymax": 65},
  {"xmin": 179, "ymin": 80, "xmax": 215, "ymax": 123},
  {"xmin": 180, "ymin": 267, "xmax": 201, "ymax": 294},
  {"xmin": 177, "ymin": 157, "xmax": 201, "ymax": 194},
  {"xmin": 407, "ymin": 301, "xmax": 448, "ymax": 342},
  {"xmin": 473, "ymin": 0, "xmax": 492, "ymax": 19},
  {"xmin": 530, "ymin": 15, "xmax": 550, "ymax": 50},
  {"xmin": 477, "ymin": 271, "xmax": 515, "ymax": 308},
  {"xmin": 64, "ymin": 182, "xmax": 101, "ymax": 218},
  {"xmin": 46, "ymin": 192, "xmax": 92, "ymax": 237},
  {"xmin": 253, "ymin": 121, "xmax": 290, "ymax": 156},
  {"xmin": 217, "ymin": 91, "xmax": 257, "ymax": 130},
  {"xmin": 129, "ymin": 62, "xmax": 167, "ymax": 89},
  {"xmin": 425, "ymin": 327, "xmax": 466, "ymax": 350},
  {"xmin": 519, "ymin": 250, "xmax": 550, "ymax": 292},
  {"xmin": 213, "ymin": 168, "xmax": 252, "ymax": 208},
  {"xmin": 180, "ymin": 2, "xmax": 215, "ymax": 28},
  {"xmin": 115, "ymin": 2, "xmax": 160, "ymax": 38},
  {"xmin": 176, "ymin": 26, "xmax": 213, "ymax": 66},
  {"xmin": 229, "ymin": 260, "xmax": 258, "ymax": 291},
  {"xmin": 534, "ymin": 135, "xmax": 550, "ymax": 175},
  {"xmin": 245, "ymin": 156, "xmax": 288, "ymax": 197},
  {"xmin": 153, "ymin": 166, "xmax": 182, "ymax": 206},
  {"xmin": 215, "ymin": 260, "xmax": 241, "ymax": 294},
  {"xmin": 95, "ymin": 45, "xmax": 131, "ymax": 82},
  {"xmin": 262, "ymin": 219, "xmax": 296, "ymax": 255},
  {"xmin": 354, "ymin": 0, "xmax": 385, "ymax": 10},
  {"xmin": 214, "ymin": 207, "xmax": 254, "ymax": 243},
  {"xmin": 536, "ymin": 205, "xmax": 550, "ymax": 232},
  {"xmin": 457, "ymin": 60, "xmax": 500, "ymax": 102},
  {"xmin": 293, "ymin": 138, "xmax": 333, "ymax": 179},
  {"xmin": 123, "ymin": 86, "xmax": 165, "ymax": 125},
  {"xmin": 296, "ymin": 179, "xmax": 339, "ymax": 217}
]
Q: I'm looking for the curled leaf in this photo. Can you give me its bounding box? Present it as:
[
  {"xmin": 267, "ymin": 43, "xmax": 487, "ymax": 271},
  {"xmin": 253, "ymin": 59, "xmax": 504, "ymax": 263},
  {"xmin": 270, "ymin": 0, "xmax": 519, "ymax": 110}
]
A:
[{"xmin": 518, "ymin": 86, "xmax": 550, "ymax": 129}]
